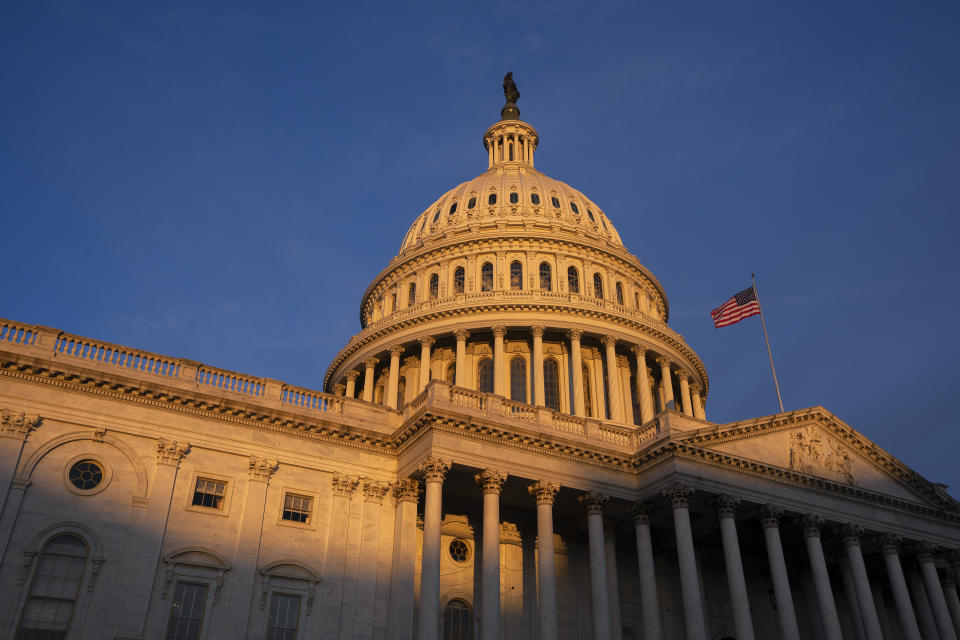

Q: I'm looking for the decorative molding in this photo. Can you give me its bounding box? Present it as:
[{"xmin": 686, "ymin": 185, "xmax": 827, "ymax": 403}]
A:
[
  {"xmin": 364, "ymin": 357, "xmax": 379, "ymax": 369},
  {"xmin": 248, "ymin": 457, "xmax": 278, "ymax": 482},
  {"xmin": 578, "ymin": 491, "xmax": 608, "ymax": 515},
  {"xmin": 838, "ymin": 523, "xmax": 864, "ymax": 546},
  {"xmin": 92, "ymin": 428, "xmax": 107, "ymax": 443},
  {"xmin": 362, "ymin": 479, "xmax": 391, "ymax": 503},
  {"xmin": 453, "ymin": 329, "xmax": 470, "ymax": 341},
  {"xmin": 393, "ymin": 478, "xmax": 420, "ymax": 503},
  {"xmin": 418, "ymin": 457, "xmax": 450, "ymax": 483},
  {"xmin": 345, "ymin": 370, "xmax": 360, "ymax": 382},
  {"xmin": 566, "ymin": 328, "xmax": 583, "ymax": 341},
  {"xmin": 389, "ymin": 345, "xmax": 405, "ymax": 358},
  {"xmin": 528, "ymin": 480, "xmax": 559, "ymax": 505},
  {"xmin": 156, "ymin": 439, "xmax": 190, "ymax": 466},
  {"xmin": 419, "ymin": 336, "xmax": 436, "ymax": 348},
  {"xmin": 531, "ymin": 325, "xmax": 545, "ymax": 339},
  {"xmin": 801, "ymin": 514, "xmax": 824, "ymax": 538},
  {"xmin": 630, "ymin": 502, "xmax": 653, "ymax": 525},
  {"xmin": 788, "ymin": 426, "xmax": 855, "ymax": 485},
  {"xmin": 712, "ymin": 494, "xmax": 740, "ymax": 519},
  {"xmin": 492, "ymin": 325, "xmax": 507, "ymax": 339},
  {"xmin": 878, "ymin": 533, "xmax": 902, "ymax": 554},
  {"xmin": 601, "ymin": 335, "xmax": 618, "ymax": 348},
  {"xmin": 474, "ymin": 469, "xmax": 507, "ymax": 495},
  {"xmin": 1, "ymin": 409, "xmax": 40, "ymax": 440},
  {"xmin": 331, "ymin": 473, "xmax": 360, "ymax": 497},
  {"xmin": 759, "ymin": 504, "xmax": 783, "ymax": 529},
  {"xmin": 674, "ymin": 369, "xmax": 689, "ymax": 381},
  {"xmin": 664, "ymin": 483, "xmax": 694, "ymax": 509}
]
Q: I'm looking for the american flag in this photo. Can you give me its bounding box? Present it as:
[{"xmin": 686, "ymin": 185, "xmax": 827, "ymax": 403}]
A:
[{"xmin": 711, "ymin": 286, "xmax": 761, "ymax": 328}]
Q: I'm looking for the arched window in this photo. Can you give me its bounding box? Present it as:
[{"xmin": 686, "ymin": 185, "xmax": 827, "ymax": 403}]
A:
[
  {"xmin": 587, "ymin": 209, "xmax": 596, "ymax": 222},
  {"xmin": 453, "ymin": 267, "xmax": 465, "ymax": 294},
  {"xmin": 593, "ymin": 273, "xmax": 604, "ymax": 299},
  {"xmin": 18, "ymin": 534, "xmax": 88, "ymax": 637},
  {"xmin": 530, "ymin": 193, "xmax": 540, "ymax": 205},
  {"xmin": 481, "ymin": 262, "xmax": 493, "ymax": 292},
  {"xmin": 449, "ymin": 202, "xmax": 457, "ymax": 215},
  {"xmin": 467, "ymin": 197, "xmax": 476, "ymax": 209},
  {"xmin": 544, "ymin": 359, "xmax": 560, "ymax": 411},
  {"xmin": 631, "ymin": 374, "xmax": 640, "ymax": 424},
  {"xmin": 570, "ymin": 201, "xmax": 579, "ymax": 215},
  {"xmin": 442, "ymin": 599, "xmax": 472, "ymax": 640},
  {"xmin": 408, "ymin": 283, "xmax": 417, "ymax": 306},
  {"xmin": 477, "ymin": 358, "xmax": 493, "ymax": 393},
  {"xmin": 510, "ymin": 357, "xmax": 527, "ymax": 403},
  {"xmin": 539, "ymin": 262, "xmax": 552, "ymax": 291},
  {"xmin": 397, "ymin": 379, "xmax": 406, "ymax": 408},
  {"xmin": 634, "ymin": 292, "xmax": 640, "ymax": 309},
  {"xmin": 582, "ymin": 364, "xmax": 593, "ymax": 417},
  {"xmin": 508, "ymin": 143, "xmax": 514, "ymax": 161},
  {"xmin": 510, "ymin": 261, "xmax": 523, "ymax": 290},
  {"xmin": 615, "ymin": 282, "xmax": 624, "ymax": 305},
  {"xmin": 568, "ymin": 266, "xmax": 580, "ymax": 294},
  {"xmin": 429, "ymin": 274, "xmax": 439, "ymax": 299},
  {"xmin": 432, "ymin": 208, "xmax": 441, "ymax": 223},
  {"xmin": 509, "ymin": 192, "xmax": 519, "ymax": 204},
  {"xmin": 488, "ymin": 193, "xmax": 497, "ymax": 205},
  {"xmin": 551, "ymin": 196, "xmax": 560, "ymax": 208},
  {"xmin": 374, "ymin": 384, "xmax": 384, "ymax": 404},
  {"xmin": 446, "ymin": 363, "xmax": 456, "ymax": 385}
]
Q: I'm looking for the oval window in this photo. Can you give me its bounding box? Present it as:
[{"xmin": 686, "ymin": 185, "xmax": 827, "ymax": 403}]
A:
[
  {"xmin": 530, "ymin": 193, "xmax": 540, "ymax": 205},
  {"xmin": 69, "ymin": 460, "xmax": 104, "ymax": 490},
  {"xmin": 449, "ymin": 538, "xmax": 470, "ymax": 562}
]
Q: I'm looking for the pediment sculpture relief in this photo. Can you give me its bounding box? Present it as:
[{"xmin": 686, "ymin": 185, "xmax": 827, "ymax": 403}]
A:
[{"xmin": 789, "ymin": 426, "xmax": 855, "ymax": 485}]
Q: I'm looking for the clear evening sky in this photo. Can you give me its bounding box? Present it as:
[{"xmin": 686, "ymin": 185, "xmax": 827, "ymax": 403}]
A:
[{"xmin": 3, "ymin": 3, "xmax": 958, "ymax": 492}]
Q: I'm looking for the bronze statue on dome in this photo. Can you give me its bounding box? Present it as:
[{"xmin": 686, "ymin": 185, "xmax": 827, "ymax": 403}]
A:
[{"xmin": 503, "ymin": 72, "xmax": 520, "ymax": 105}]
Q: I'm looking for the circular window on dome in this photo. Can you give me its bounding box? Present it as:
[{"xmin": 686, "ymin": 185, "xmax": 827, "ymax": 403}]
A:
[
  {"xmin": 69, "ymin": 460, "xmax": 104, "ymax": 491},
  {"xmin": 449, "ymin": 538, "xmax": 470, "ymax": 563}
]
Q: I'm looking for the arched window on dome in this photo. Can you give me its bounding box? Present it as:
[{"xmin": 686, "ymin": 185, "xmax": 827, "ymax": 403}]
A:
[
  {"xmin": 587, "ymin": 209, "xmax": 596, "ymax": 222},
  {"xmin": 530, "ymin": 193, "xmax": 540, "ymax": 205},
  {"xmin": 432, "ymin": 208, "xmax": 441, "ymax": 224},
  {"xmin": 488, "ymin": 193, "xmax": 497, "ymax": 205},
  {"xmin": 453, "ymin": 267, "xmax": 465, "ymax": 294},
  {"xmin": 509, "ymin": 142, "xmax": 514, "ymax": 161},
  {"xmin": 449, "ymin": 202, "xmax": 457, "ymax": 215},
  {"xmin": 510, "ymin": 356, "xmax": 527, "ymax": 403},
  {"xmin": 419, "ymin": 216, "xmax": 428, "ymax": 232},
  {"xmin": 429, "ymin": 274, "xmax": 439, "ymax": 300},
  {"xmin": 446, "ymin": 363, "xmax": 456, "ymax": 385},
  {"xmin": 467, "ymin": 197, "xmax": 476, "ymax": 209},
  {"xmin": 615, "ymin": 282, "xmax": 624, "ymax": 306},
  {"xmin": 570, "ymin": 201, "xmax": 579, "ymax": 215},
  {"xmin": 510, "ymin": 261, "xmax": 523, "ymax": 290},
  {"xmin": 408, "ymin": 283, "xmax": 417, "ymax": 307},
  {"xmin": 551, "ymin": 196, "xmax": 560, "ymax": 208},
  {"xmin": 593, "ymin": 273, "xmax": 604, "ymax": 299},
  {"xmin": 568, "ymin": 266, "xmax": 580, "ymax": 294},
  {"xmin": 477, "ymin": 358, "xmax": 493, "ymax": 394},
  {"xmin": 509, "ymin": 191, "xmax": 519, "ymax": 204},
  {"xmin": 544, "ymin": 359, "xmax": 560, "ymax": 411},
  {"xmin": 442, "ymin": 599, "xmax": 472, "ymax": 640},
  {"xmin": 481, "ymin": 263, "xmax": 493, "ymax": 292},
  {"xmin": 539, "ymin": 262, "xmax": 552, "ymax": 291},
  {"xmin": 17, "ymin": 533, "xmax": 88, "ymax": 638},
  {"xmin": 582, "ymin": 363, "xmax": 593, "ymax": 418}
]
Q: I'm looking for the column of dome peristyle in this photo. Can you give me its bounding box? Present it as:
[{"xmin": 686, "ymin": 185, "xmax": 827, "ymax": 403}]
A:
[{"xmin": 484, "ymin": 119, "xmax": 539, "ymax": 169}]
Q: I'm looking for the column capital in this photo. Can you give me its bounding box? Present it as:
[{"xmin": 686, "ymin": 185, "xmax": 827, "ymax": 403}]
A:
[
  {"xmin": 531, "ymin": 325, "xmax": 546, "ymax": 338},
  {"xmin": 389, "ymin": 344, "xmax": 405, "ymax": 358},
  {"xmin": 362, "ymin": 479, "xmax": 391, "ymax": 503},
  {"xmin": 528, "ymin": 480, "xmax": 559, "ymax": 505},
  {"xmin": 838, "ymin": 523, "xmax": 864, "ymax": 547},
  {"xmin": 248, "ymin": 456, "xmax": 278, "ymax": 482},
  {"xmin": 492, "ymin": 325, "xmax": 507, "ymax": 338},
  {"xmin": 156, "ymin": 439, "xmax": 190, "ymax": 466},
  {"xmin": 1, "ymin": 409, "xmax": 41, "ymax": 440},
  {"xmin": 878, "ymin": 533, "xmax": 902, "ymax": 555},
  {"xmin": 913, "ymin": 541, "xmax": 938, "ymax": 562},
  {"xmin": 332, "ymin": 473, "xmax": 360, "ymax": 497},
  {"xmin": 566, "ymin": 328, "xmax": 583, "ymax": 341},
  {"xmin": 655, "ymin": 356, "xmax": 672, "ymax": 368},
  {"xmin": 674, "ymin": 369, "xmax": 689, "ymax": 381},
  {"xmin": 419, "ymin": 457, "xmax": 451, "ymax": 483},
  {"xmin": 474, "ymin": 469, "xmax": 507, "ymax": 494},
  {"xmin": 601, "ymin": 335, "xmax": 618, "ymax": 348},
  {"xmin": 333, "ymin": 383, "xmax": 346, "ymax": 395},
  {"xmin": 759, "ymin": 504, "xmax": 783, "ymax": 529},
  {"xmin": 578, "ymin": 490, "xmax": 608, "ymax": 515},
  {"xmin": 943, "ymin": 571, "xmax": 957, "ymax": 589},
  {"xmin": 949, "ymin": 549, "xmax": 960, "ymax": 569},
  {"xmin": 630, "ymin": 502, "xmax": 653, "ymax": 525},
  {"xmin": 664, "ymin": 483, "xmax": 695, "ymax": 509},
  {"xmin": 363, "ymin": 356, "xmax": 379, "ymax": 369},
  {"xmin": 345, "ymin": 370, "xmax": 360, "ymax": 382},
  {"xmin": 630, "ymin": 344, "xmax": 648, "ymax": 358},
  {"xmin": 419, "ymin": 335, "xmax": 436, "ymax": 348},
  {"xmin": 712, "ymin": 494, "xmax": 740, "ymax": 519},
  {"xmin": 393, "ymin": 477, "xmax": 421, "ymax": 503},
  {"xmin": 689, "ymin": 382, "xmax": 702, "ymax": 394},
  {"xmin": 801, "ymin": 514, "xmax": 825, "ymax": 538},
  {"xmin": 453, "ymin": 328, "xmax": 470, "ymax": 341}
]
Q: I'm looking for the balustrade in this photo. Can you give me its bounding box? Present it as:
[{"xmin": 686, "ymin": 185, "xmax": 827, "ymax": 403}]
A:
[
  {"xmin": 56, "ymin": 333, "xmax": 180, "ymax": 378},
  {"xmin": 281, "ymin": 385, "xmax": 343, "ymax": 413},
  {"xmin": 197, "ymin": 365, "xmax": 264, "ymax": 397}
]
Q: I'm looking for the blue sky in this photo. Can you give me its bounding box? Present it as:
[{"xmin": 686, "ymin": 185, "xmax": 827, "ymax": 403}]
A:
[{"xmin": 3, "ymin": 2, "xmax": 959, "ymax": 491}]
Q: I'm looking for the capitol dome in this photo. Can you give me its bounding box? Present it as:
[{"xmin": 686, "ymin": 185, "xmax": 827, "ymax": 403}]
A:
[{"xmin": 325, "ymin": 96, "xmax": 708, "ymax": 427}]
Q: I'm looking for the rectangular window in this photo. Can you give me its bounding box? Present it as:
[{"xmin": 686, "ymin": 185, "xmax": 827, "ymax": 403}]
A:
[
  {"xmin": 267, "ymin": 593, "xmax": 301, "ymax": 640},
  {"xmin": 165, "ymin": 582, "xmax": 208, "ymax": 640},
  {"xmin": 282, "ymin": 493, "xmax": 312, "ymax": 524},
  {"xmin": 192, "ymin": 478, "xmax": 225, "ymax": 509}
]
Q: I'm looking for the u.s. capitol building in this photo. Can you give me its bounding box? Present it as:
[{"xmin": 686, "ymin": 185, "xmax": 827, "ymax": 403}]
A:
[{"xmin": 2, "ymin": 83, "xmax": 959, "ymax": 640}]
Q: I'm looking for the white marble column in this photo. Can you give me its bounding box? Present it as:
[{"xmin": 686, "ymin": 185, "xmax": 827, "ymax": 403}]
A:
[
  {"xmin": 689, "ymin": 383, "xmax": 706, "ymax": 420},
  {"xmin": 907, "ymin": 565, "xmax": 940, "ymax": 640},
  {"xmin": 675, "ymin": 369, "xmax": 693, "ymax": 417},
  {"xmin": 631, "ymin": 346, "xmax": 655, "ymax": 423},
  {"xmin": 528, "ymin": 481, "xmax": 559, "ymax": 640},
  {"xmin": 713, "ymin": 495, "xmax": 755, "ymax": 640},
  {"xmin": 568, "ymin": 329, "xmax": 585, "ymax": 417},
  {"xmin": 877, "ymin": 534, "xmax": 922, "ymax": 640},
  {"xmin": 418, "ymin": 336, "xmax": 435, "ymax": 393},
  {"xmin": 942, "ymin": 572, "xmax": 960, "ymax": 637},
  {"xmin": 353, "ymin": 480, "xmax": 391, "ymax": 639},
  {"xmin": 839, "ymin": 524, "xmax": 884, "ymax": 640},
  {"xmin": 416, "ymin": 457, "xmax": 450, "ymax": 640},
  {"xmin": 387, "ymin": 479, "xmax": 420, "ymax": 640},
  {"xmin": 345, "ymin": 370, "xmax": 359, "ymax": 398},
  {"xmin": 320, "ymin": 474, "xmax": 360, "ymax": 639},
  {"xmin": 604, "ymin": 521, "xmax": 624, "ymax": 640},
  {"xmin": 656, "ymin": 357, "xmax": 675, "ymax": 411},
  {"xmin": 476, "ymin": 469, "xmax": 507, "ymax": 640},
  {"xmin": 837, "ymin": 548, "xmax": 866, "ymax": 640},
  {"xmin": 665, "ymin": 484, "xmax": 707, "ymax": 640},
  {"xmin": 0, "ymin": 412, "xmax": 39, "ymax": 552},
  {"xmin": 760, "ymin": 505, "xmax": 800, "ymax": 640},
  {"xmin": 602, "ymin": 335, "xmax": 623, "ymax": 422},
  {"xmin": 800, "ymin": 515, "xmax": 845, "ymax": 640},
  {"xmin": 532, "ymin": 325, "xmax": 546, "ymax": 406},
  {"xmin": 917, "ymin": 542, "xmax": 959, "ymax": 640},
  {"xmin": 630, "ymin": 503, "xmax": 663, "ymax": 640},
  {"xmin": 579, "ymin": 491, "xmax": 612, "ymax": 640},
  {"xmin": 493, "ymin": 325, "xmax": 507, "ymax": 396},
  {"xmin": 362, "ymin": 357, "xmax": 378, "ymax": 403},
  {"xmin": 617, "ymin": 355, "xmax": 633, "ymax": 424},
  {"xmin": 454, "ymin": 329, "xmax": 469, "ymax": 386},
  {"xmin": 387, "ymin": 346, "xmax": 404, "ymax": 409}
]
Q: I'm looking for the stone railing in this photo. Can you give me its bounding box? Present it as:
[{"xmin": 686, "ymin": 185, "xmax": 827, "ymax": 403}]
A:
[
  {"xmin": 196, "ymin": 364, "xmax": 264, "ymax": 397},
  {"xmin": 501, "ymin": 398, "xmax": 536, "ymax": 421},
  {"xmin": 0, "ymin": 320, "xmax": 39, "ymax": 347},
  {"xmin": 281, "ymin": 384, "xmax": 343, "ymax": 414},
  {"xmin": 551, "ymin": 412, "xmax": 586, "ymax": 436},
  {"xmin": 55, "ymin": 332, "xmax": 181, "ymax": 378}
]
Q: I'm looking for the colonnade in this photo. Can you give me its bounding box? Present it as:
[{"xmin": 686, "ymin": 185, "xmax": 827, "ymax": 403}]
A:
[
  {"xmin": 485, "ymin": 131, "xmax": 536, "ymax": 167},
  {"xmin": 406, "ymin": 460, "xmax": 960, "ymax": 640},
  {"xmin": 338, "ymin": 326, "xmax": 707, "ymax": 424}
]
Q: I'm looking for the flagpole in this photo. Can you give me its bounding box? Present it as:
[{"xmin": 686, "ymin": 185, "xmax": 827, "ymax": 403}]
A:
[{"xmin": 752, "ymin": 274, "xmax": 784, "ymax": 413}]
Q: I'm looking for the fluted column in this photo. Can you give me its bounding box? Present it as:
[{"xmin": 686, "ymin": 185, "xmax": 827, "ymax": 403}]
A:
[
  {"xmin": 493, "ymin": 325, "xmax": 507, "ymax": 396},
  {"xmin": 579, "ymin": 491, "xmax": 612, "ymax": 640},
  {"xmin": 631, "ymin": 346, "xmax": 655, "ymax": 423},
  {"xmin": 345, "ymin": 370, "xmax": 359, "ymax": 398},
  {"xmin": 528, "ymin": 481, "xmax": 559, "ymax": 640},
  {"xmin": 454, "ymin": 329, "xmax": 469, "ymax": 386},
  {"xmin": 418, "ymin": 336, "xmax": 434, "ymax": 393},
  {"xmin": 602, "ymin": 336, "xmax": 623, "ymax": 422},
  {"xmin": 665, "ymin": 484, "xmax": 706, "ymax": 640},
  {"xmin": 387, "ymin": 345, "xmax": 404, "ymax": 409},
  {"xmin": 362, "ymin": 357, "xmax": 378, "ymax": 402},
  {"xmin": 656, "ymin": 357, "xmax": 675, "ymax": 411},
  {"xmin": 713, "ymin": 496, "xmax": 755, "ymax": 640},
  {"xmin": 942, "ymin": 572, "xmax": 960, "ymax": 637},
  {"xmin": 631, "ymin": 503, "xmax": 663, "ymax": 640},
  {"xmin": 568, "ymin": 329, "xmax": 585, "ymax": 417},
  {"xmin": 416, "ymin": 457, "xmax": 451, "ymax": 640},
  {"xmin": 388, "ymin": 479, "xmax": 421, "ymax": 640},
  {"xmin": 760, "ymin": 505, "xmax": 800, "ymax": 640},
  {"xmin": 917, "ymin": 542, "xmax": 959, "ymax": 640},
  {"xmin": 839, "ymin": 524, "xmax": 883, "ymax": 640},
  {"xmin": 801, "ymin": 515, "xmax": 845, "ymax": 640},
  {"xmin": 532, "ymin": 326, "xmax": 546, "ymax": 406},
  {"xmin": 690, "ymin": 383, "xmax": 705, "ymax": 419},
  {"xmin": 675, "ymin": 369, "xmax": 693, "ymax": 417},
  {"xmin": 879, "ymin": 534, "xmax": 922, "ymax": 640},
  {"xmin": 604, "ymin": 521, "xmax": 623, "ymax": 640},
  {"xmin": 476, "ymin": 470, "xmax": 507, "ymax": 640}
]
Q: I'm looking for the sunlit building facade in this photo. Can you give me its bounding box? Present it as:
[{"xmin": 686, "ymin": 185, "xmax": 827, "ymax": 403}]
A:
[{"xmin": 2, "ymin": 97, "xmax": 960, "ymax": 640}]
